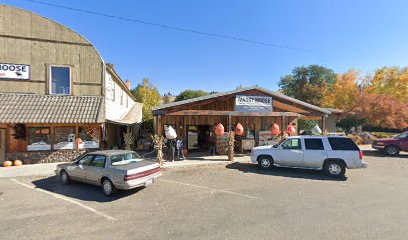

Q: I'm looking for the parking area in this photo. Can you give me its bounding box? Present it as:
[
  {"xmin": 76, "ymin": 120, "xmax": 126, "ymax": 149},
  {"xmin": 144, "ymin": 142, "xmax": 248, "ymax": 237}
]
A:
[{"xmin": 1, "ymin": 150, "xmax": 408, "ymax": 240}]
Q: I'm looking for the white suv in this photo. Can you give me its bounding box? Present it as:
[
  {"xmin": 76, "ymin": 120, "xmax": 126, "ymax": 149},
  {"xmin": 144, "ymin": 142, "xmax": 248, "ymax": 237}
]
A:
[{"xmin": 251, "ymin": 136, "xmax": 367, "ymax": 177}]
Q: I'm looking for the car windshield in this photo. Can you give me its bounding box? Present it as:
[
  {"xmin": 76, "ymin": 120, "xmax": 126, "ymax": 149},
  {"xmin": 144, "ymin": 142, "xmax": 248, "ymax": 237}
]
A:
[
  {"xmin": 110, "ymin": 152, "xmax": 143, "ymax": 166},
  {"xmin": 393, "ymin": 132, "xmax": 408, "ymax": 139}
]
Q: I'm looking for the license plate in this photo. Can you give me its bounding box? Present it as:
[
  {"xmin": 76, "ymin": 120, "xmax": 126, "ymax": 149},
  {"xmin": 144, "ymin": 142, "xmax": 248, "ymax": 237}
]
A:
[{"xmin": 145, "ymin": 178, "xmax": 153, "ymax": 186}]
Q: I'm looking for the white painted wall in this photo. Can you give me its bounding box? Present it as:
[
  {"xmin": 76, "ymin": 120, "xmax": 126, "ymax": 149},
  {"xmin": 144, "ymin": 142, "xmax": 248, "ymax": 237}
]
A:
[{"xmin": 104, "ymin": 71, "xmax": 136, "ymax": 121}]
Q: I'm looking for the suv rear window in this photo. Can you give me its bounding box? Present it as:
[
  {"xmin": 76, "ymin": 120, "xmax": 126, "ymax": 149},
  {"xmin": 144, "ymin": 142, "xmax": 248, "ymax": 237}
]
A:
[
  {"xmin": 328, "ymin": 137, "xmax": 359, "ymax": 151},
  {"xmin": 304, "ymin": 139, "xmax": 324, "ymax": 150}
]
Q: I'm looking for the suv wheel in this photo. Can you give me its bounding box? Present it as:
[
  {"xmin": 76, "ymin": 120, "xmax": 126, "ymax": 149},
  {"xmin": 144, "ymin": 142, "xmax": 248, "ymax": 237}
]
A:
[
  {"xmin": 258, "ymin": 156, "xmax": 273, "ymax": 170},
  {"xmin": 324, "ymin": 161, "xmax": 346, "ymax": 178},
  {"xmin": 102, "ymin": 179, "xmax": 117, "ymax": 196},
  {"xmin": 385, "ymin": 146, "xmax": 400, "ymax": 156},
  {"xmin": 60, "ymin": 170, "xmax": 70, "ymax": 185}
]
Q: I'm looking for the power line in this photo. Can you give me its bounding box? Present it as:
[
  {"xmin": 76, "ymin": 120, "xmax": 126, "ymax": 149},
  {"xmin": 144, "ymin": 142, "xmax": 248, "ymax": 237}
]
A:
[{"xmin": 14, "ymin": 0, "xmax": 311, "ymax": 52}]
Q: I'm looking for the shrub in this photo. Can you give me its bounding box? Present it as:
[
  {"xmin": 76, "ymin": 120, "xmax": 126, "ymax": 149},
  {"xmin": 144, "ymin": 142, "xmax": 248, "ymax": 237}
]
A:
[
  {"xmin": 347, "ymin": 134, "xmax": 364, "ymax": 145},
  {"xmin": 336, "ymin": 116, "xmax": 368, "ymax": 133}
]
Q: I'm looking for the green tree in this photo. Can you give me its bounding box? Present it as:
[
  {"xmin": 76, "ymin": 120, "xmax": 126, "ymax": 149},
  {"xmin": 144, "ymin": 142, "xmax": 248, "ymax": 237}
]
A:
[
  {"xmin": 175, "ymin": 90, "xmax": 208, "ymax": 102},
  {"xmin": 162, "ymin": 92, "xmax": 174, "ymax": 104},
  {"xmin": 131, "ymin": 78, "xmax": 161, "ymax": 122},
  {"xmin": 279, "ymin": 65, "xmax": 336, "ymax": 106}
]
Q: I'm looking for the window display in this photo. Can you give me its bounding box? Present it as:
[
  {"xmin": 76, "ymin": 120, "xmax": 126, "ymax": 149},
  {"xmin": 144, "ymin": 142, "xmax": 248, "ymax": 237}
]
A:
[
  {"xmin": 54, "ymin": 127, "xmax": 75, "ymax": 150},
  {"xmin": 28, "ymin": 127, "xmax": 51, "ymax": 151},
  {"xmin": 78, "ymin": 126, "xmax": 100, "ymax": 149}
]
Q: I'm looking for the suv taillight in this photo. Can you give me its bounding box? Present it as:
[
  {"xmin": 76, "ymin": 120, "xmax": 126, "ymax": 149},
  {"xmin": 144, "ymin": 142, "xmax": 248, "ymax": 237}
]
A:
[{"xmin": 359, "ymin": 150, "xmax": 363, "ymax": 160}]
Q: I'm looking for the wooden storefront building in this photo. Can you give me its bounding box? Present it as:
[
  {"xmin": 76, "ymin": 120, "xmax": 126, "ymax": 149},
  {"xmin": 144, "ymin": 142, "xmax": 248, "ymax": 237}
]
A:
[
  {"xmin": 0, "ymin": 5, "xmax": 142, "ymax": 164},
  {"xmin": 153, "ymin": 86, "xmax": 332, "ymax": 153}
]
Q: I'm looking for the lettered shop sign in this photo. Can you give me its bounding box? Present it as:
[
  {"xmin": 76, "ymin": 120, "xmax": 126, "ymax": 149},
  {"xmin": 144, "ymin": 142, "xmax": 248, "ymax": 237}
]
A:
[
  {"xmin": 0, "ymin": 63, "xmax": 30, "ymax": 80},
  {"xmin": 235, "ymin": 95, "xmax": 273, "ymax": 112}
]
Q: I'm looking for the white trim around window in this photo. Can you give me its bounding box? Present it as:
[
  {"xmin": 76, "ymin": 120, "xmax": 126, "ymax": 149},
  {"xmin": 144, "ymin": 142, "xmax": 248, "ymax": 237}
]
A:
[{"xmin": 48, "ymin": 65, "xmax": 72, "ymax": 95}]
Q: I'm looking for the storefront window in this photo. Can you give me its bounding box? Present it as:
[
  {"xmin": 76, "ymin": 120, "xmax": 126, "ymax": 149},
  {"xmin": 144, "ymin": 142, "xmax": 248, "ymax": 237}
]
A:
[
  {"xmin": 245, "ymin": 124, "xmax": 255, "ymax": 139},
  {"xmin": 54, "ymin": 127, "xmax": 75, "ymax": 150},
  {"xmin": 28, "ymin": 127, "xmax": 51, "ymax": 151},
  {"xmin": 78, "ymin": 126, "xmax": 100, "ymax": 149}
]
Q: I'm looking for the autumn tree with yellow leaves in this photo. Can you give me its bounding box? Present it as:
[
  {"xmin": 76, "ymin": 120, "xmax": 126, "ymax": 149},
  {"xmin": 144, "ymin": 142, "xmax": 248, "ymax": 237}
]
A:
[{"xmin": 323, "ymin": 69, "xmax": 360, "ymax": 110}]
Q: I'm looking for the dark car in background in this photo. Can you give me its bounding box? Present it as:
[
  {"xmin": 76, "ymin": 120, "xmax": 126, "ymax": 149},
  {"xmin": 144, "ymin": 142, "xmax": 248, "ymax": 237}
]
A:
[{"xmin": 372, "ymin": 131, "xmax": 408, "ymax": 155}]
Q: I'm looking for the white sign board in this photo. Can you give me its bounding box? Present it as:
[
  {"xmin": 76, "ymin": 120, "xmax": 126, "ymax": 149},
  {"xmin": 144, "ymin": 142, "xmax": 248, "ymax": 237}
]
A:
[
  {"xmin": 0, "ymin": 63, "xmax": 30, "ymax": 80},
  {"xmin": 235, "ymin": 95, "xmax": 272, "ymax": 112}
]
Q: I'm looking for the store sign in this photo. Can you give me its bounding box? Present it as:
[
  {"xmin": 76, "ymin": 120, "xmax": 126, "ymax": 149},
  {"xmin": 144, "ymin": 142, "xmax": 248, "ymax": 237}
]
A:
[
  {"xmin": 235, "ymin": 95, "xmax": 273, "ymax": 112},
  {"xmin": 0, "ymin": 63, "xmax": 30, "ymax": 80}
]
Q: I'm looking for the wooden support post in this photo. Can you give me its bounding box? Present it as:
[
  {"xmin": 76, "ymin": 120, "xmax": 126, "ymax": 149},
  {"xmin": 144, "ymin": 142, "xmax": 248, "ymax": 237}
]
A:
[
  {"xmin": 50, "ymin": 126, "xmax": 54, "ymax": 151},
  {"xmin": 157, "ymin": 115, "xmax": 162, "ymax": 136},
  {"xmin": 322, "ymin": 116, "xmax": 326, "ymax": 133},
  {"xmin": 75, "ymin": 126, "xmax": 79, "ymax": 152},
  {"xmin": 228, "ymin": 114, "xmax": 232, "ymax": 133},
  {"xmin": 281, "ymin": 116, "xmax": 286, "ymax": 136},
  {"xmin": 99, "ymin": 125, "xmax": 103, "ymax": 150},
  {"xmin": 183, "ymin": 116, "xmax": 187, "ymax": 140}
]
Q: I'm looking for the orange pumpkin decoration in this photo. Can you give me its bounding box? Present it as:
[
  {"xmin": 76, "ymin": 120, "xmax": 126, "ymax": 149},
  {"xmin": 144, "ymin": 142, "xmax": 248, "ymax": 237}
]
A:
[
  {"xmin": 2, "ymin": 160, "xmax": 12, "ymax": 167},
  {"xmin": 235, "ymin": 122, "xmax": 244, "ymax": 136},
  {"xmin": 271, "ymin": 123, "xmax": 280, "ymax": 135},
  {"xmin": 287, "ymin": 124, "xmax": 296, "ymax": 135},
  {"xmin": 13, "ymin": 160, "xmax": 23, "ymax": 166},
  {"xmin": 215, "ymin": 123, "xmax": 224, "ymax": 136}
]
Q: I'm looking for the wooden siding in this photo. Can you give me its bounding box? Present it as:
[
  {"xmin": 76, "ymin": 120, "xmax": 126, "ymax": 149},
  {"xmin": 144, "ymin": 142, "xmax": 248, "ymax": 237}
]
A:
[{"xmin": 0, "ymin": 5, "xmax": 103, "ymax": 96}]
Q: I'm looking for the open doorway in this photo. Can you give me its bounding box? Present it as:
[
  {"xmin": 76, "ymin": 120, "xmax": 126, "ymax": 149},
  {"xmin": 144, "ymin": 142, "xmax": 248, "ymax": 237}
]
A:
[{"xmin": 187, "ymin": 125, "xmax": 210, "ymax": 151}]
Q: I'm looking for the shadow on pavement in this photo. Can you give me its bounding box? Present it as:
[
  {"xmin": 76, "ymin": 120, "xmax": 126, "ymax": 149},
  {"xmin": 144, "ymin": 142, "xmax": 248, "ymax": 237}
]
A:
[
  {"xmin": 31, "ymin": 176, "xmax": 145, "ymax": 202},
  {"xmin": 226, "ymin": 162, "xmax": 347, "ymax": 181},
  {"xmin": 362, "ymin": 150, "xmax": 408, "ymax": 159}
]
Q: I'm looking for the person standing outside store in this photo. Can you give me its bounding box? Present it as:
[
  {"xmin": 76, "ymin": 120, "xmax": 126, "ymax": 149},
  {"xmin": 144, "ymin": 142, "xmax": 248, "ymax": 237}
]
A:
[
  {"xmin": 168, "ymin": 139, "xmax": 176, "ymax": 162},
  {"xmin": 176, "ymin": 137, "xmax": 186, "ymax": 160},
  {"xmin": 208, "ymin": 133, "xmax": 216, "ymax": 156}
]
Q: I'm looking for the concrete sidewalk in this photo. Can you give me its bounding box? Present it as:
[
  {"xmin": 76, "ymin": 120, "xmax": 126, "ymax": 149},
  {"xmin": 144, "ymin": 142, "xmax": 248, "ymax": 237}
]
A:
[
  {"xmin": 0, "ymin": 145, "xmax": 373, "ymax": 179},
  {"xmin": 0, "ymin": 155, "xmax": 250, "ymax": 179}
]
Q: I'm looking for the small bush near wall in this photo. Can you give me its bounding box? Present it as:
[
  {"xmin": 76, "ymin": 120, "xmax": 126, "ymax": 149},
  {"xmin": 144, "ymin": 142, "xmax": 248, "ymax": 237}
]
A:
[{"xmin": 7, "ymin": 150, "xmax": 89, "ymax": 165}]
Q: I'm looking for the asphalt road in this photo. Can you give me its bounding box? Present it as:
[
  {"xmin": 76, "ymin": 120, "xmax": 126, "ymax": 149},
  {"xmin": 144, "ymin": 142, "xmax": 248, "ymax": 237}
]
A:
[{"xmin": 1, "ymin": 150, "xmax": 407, "ymax": 240}]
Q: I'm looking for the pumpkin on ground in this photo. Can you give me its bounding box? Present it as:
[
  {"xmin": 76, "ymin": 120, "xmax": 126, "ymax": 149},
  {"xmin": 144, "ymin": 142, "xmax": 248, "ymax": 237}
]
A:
[
  {"xmin": 13, "ymin": 160, "xmax": 23, "ymax": 166},
  {"xmin": 2, "ymin": 160, "xmax": 12, "ymax": 167}
]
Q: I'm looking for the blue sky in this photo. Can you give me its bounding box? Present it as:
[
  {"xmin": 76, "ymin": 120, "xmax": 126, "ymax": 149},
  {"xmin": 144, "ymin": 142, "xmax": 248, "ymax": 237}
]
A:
[{"xmin": 3, "ymin": 0, "xmax": 408, "ymax": 95}]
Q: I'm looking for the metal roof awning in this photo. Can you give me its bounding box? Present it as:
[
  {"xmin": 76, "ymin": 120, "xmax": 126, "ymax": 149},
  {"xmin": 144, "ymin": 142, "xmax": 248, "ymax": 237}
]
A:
[
  {"xmin": 106, "ymin": 103, "xmax": 143, "ymax": 126},
  {"xmin": 0, "ymin": 93, "xmax": 104, "ymax": 124}
]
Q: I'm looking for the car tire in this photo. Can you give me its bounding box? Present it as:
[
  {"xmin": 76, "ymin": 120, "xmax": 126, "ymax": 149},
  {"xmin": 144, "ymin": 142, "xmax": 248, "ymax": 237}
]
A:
[
  {"xmin": 102, "ymin": 178, "xmax": 117, "ymax": 196},
  {"xmin": 385, "ymin": 146, "xmax": 400, "ymax": 156},
  {"xmin": 59, "ymin": 170, "xmax": 71, "ymax": 185},
  {"xmin": 324, "ymin": 161, "xmax": 346, "ymax": 178},
  {"xmin": 257, "ymin": 155, "xmax": 273, "ymax": 170}
]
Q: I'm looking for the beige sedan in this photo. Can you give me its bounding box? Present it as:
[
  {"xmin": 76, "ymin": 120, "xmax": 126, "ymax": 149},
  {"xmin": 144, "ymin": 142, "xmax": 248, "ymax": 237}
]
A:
[{"xmin": 55, "ymin": 150, "xmax": 161, "ymax": 196}]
